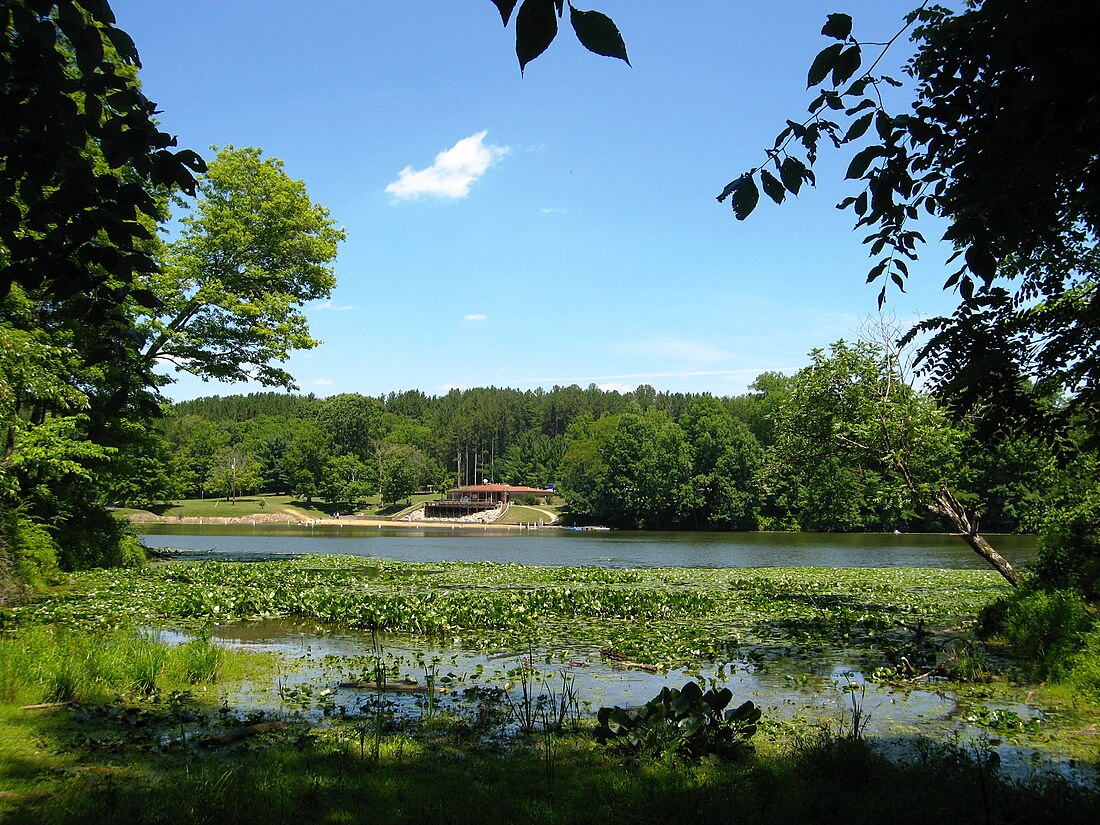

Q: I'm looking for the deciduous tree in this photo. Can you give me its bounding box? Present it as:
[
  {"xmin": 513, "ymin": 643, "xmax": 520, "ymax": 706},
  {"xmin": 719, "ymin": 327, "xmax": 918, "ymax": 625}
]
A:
[{"xmin": 140, "ymin": 146, "xmax": 344, "ymax": 390}]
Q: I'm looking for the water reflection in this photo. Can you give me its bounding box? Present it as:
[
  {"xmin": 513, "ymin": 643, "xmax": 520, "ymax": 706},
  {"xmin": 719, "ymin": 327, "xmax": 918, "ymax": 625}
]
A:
[
  {"xmin": 138, "ymin": 525, "xmax": 1038, "ymax": 570},
  {"xmin": 165, "ymin": 619, "xmax": 1089, "ymax": 786}
]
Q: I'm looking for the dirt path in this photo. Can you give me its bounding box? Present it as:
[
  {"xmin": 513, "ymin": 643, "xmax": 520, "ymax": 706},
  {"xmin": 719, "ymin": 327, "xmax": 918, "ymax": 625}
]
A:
[{"xmin": 523, "ymin": 506, "xmax": 559, "ymax": 524}]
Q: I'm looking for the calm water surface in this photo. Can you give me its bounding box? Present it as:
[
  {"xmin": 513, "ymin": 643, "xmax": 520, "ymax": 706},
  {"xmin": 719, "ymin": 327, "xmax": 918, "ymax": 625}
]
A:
[{"xmin": 138, "ymin": 524, "xmax": 1038, "ymax": 570}]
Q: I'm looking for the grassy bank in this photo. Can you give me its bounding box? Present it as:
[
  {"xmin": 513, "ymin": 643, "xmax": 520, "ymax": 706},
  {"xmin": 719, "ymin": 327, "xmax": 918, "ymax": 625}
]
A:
[
  {"xmin": 3, "ymin": 705, "xmax": 1095, "ymax": 825},
  {"xmin": 118, "ymin": 493, "xmax": 445, "ymax": 522}
]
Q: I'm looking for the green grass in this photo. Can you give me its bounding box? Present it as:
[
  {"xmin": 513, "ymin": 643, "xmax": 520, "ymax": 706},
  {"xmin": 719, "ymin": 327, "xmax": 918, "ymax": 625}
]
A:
[
  {"xmin": 496, "ymin": 505, "xmax": 560, "ymax": 525},
  {"xmin": 0, "ymin": 627, "xmax": 252, "ymax": 707},
  {"xmin": 120, "ymin": 492, "xmax": 447, "ymax": 521},
  {"xmin": 1, "ymin": 696, "xmax": 1094, "ymax": 825}
]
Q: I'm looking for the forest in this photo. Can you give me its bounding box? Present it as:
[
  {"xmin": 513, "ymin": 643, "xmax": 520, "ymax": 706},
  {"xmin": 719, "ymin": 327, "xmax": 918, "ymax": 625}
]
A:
[{"xmin": 149, "ymin": 334, "xmax": 1082, "ymax": 540}]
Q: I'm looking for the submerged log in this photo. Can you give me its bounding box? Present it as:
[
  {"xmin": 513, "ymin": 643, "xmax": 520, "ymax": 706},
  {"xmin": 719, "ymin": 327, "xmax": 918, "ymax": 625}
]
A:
[{"xmin": 338, "ymin": 680, "xmax": 450, "ymax": 694}]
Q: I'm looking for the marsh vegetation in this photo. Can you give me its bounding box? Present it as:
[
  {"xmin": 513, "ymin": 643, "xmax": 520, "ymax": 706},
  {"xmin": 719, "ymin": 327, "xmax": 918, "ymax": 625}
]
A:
[{"xmin": 2, "ymin": 553, "xmax": 1097, "ymax": 823}]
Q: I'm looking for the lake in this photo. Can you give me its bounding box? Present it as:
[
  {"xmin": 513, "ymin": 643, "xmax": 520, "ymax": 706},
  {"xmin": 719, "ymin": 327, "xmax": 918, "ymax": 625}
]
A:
[{"xmin": 137, "ymin": 524, "xmax": 1038, "ymax": 570}]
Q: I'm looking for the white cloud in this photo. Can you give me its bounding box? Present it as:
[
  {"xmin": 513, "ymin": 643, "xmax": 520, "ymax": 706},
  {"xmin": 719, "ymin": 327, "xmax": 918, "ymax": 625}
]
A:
[
  {"xmin": 386, "ymin": 131, "xmax": 509, "ymax": 200},
  {"xmin": 613, "ymin": 336, "xmax": 733, "ymax": 363},
  {"xmin": 464, "ymin": 313, "xmax": 488, "ymax": 321},
  {"xmin": 312, "ymin": 300, "xmax": 355, "ymax": 312},
  {"xmin": 597, "ymin": 382, "xmax": 636, "ymax": 393},
  {"xmin": 310, "ymin": 378, "xmax": 334, "ymax": 386},
  {"xmin": 540, "ymin": 207, "xmax": 568, "ymax": 215}
]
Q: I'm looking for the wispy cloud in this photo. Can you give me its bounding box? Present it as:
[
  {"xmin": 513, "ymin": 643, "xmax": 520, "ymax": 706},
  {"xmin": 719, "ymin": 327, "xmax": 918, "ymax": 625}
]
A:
[
  {"xmin": 463, "ymin": 313, "xmax": 488, "ymax": 321},
  {"xmin": 613, "ymin": 336, "xmax": 733, "ymax": 363},
  {"xmin": 312, "ymin": 300, "xmax": 356, "ymax": 312},
  {"xmin": 386, "ymin": 131, "xmax": 509, "ymax": 200},
  {"xmin": 540, "ymin": 207, "xmax": 568, "ymax": 215},
  {"xmin": 310, "ymin": 378, "xmax": 334, "ymax": 386}
]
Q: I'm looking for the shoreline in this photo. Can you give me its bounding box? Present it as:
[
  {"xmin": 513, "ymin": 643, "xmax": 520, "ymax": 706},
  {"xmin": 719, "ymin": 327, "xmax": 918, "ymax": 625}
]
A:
[{"xmin": 126, "ymin": 513, "xmax": 547, "ymax": 531}]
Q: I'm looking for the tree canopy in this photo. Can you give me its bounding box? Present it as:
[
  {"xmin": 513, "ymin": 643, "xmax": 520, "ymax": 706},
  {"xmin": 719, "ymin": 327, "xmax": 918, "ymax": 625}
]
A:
[
  {"xmin": 140, "ymin": 146, "xmax": 344, "ymax": 390},
  {"xmin": 716, "ymin": 1, "xmax": 1100, "ymax": 443}
]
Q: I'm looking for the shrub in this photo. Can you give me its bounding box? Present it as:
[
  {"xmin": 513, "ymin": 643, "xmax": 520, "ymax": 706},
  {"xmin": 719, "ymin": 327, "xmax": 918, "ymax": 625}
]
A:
[
  {"xmin": 595, "ymin": 680, "xmax": 761, "ymax": 759},
  {"xmin": 1, "ymin": 512, "xmax": 61, "ymax": 594},
  {"xmin": 983, "ymin": 587, "xmax": 1095, "ymax": 680},
  {"xmin": 1033, "ymin": 490, "xmax": 1100, "ymax": 601},
  {"xmin": 51, "ymin": 504, "xmax": 146, "ymax": 570}
]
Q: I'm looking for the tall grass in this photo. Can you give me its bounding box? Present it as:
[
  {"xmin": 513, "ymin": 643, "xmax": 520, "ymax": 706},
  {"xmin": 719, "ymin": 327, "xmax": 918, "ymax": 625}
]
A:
[{"xmin": 0, "ymin": 627, "xmax": 231, "ymax": 706}]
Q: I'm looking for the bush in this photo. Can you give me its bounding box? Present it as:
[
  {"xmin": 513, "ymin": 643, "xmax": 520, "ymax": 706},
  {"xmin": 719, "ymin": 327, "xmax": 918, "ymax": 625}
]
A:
[
  {"xmin": 1, "ymin": 512, "xmax": 61, "ymax": 594},
  {"xmin": 982, "ymin": 587, "xmax": 1096, "ymax": 681},
  {"xmin": 1033, "ymin": 490, "xmax": 1100, "ymax": 601},
  {"xmin": 51, "ymin": 504, "xmax": 146, "ymax": 570}
]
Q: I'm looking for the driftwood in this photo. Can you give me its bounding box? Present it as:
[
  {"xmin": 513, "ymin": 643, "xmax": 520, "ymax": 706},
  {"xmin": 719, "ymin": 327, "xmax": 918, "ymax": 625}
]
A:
[
  {"xmin": 199, "ymin": 721, "xmax": 287, "ymax": 747},
  {"xmin": 20, "ymin": 701, "xmax": 70, "ymax": 710},
  {"xmin": 598, "ymin": 649, "xmax": 661, "ymax": 672},
  {"xmin": 338, "ymin": 680, "xmax": 450, "ymax": 694}
]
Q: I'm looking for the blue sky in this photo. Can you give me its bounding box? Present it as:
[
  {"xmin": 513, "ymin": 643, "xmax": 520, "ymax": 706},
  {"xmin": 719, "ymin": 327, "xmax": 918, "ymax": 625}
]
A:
[{"xmin": 111, "ymin": 1, "xmax": 961, "ymax": 402}]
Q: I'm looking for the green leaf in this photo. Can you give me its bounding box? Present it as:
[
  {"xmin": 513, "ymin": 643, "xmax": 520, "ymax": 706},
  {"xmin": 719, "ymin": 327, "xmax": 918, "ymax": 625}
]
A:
[
  {"xmin": 490, "ymin": 0, "xmax": 518, "ymax": 25},
  {"xmin": 760, "ymin": 170, "xmax": 785, "ymax": 204},
  {"xmin": 515, "ymin": 0, "xmax": 558, "ymax": 73},
  {"xmin": 569, "ymin": 5, "xmax": 630, "ymax": 65},
  {"xmin": 807, "ymin": 43, "xmax": 843, "ymax": 88},
  {"xmin": 821, "ymin": 13, "xmax": 853, "ymax": 40}
]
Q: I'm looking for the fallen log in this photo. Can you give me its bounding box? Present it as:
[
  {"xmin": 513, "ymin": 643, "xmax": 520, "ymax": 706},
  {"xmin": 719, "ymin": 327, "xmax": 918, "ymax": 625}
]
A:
[{"xmin": 338, "ymin": 681, "xmax": 450, "ymax": 694}]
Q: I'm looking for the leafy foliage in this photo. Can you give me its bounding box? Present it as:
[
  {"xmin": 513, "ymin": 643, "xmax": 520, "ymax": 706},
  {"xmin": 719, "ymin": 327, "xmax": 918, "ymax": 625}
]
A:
[
  {"xmin": 142, "ymin": 146, "xmax": 344, "ymax": 390},
  {"xmin": 596, "ymin": 680, "xmax": 760, "ymax": 759},
  {"xmin": 490, "ymin": 0, "xmax": 629, "ymax": 73},
  {"xmin": 719, "ymin": 1, "xmax": 1100, "ymax": 440},
  {"xmin": 1, "ymin": 0, "xmax": 205, "ymax": 326},
  {"xmin": 1033, "ymin": 489, "xmax": 1100, "ymax": 602}
]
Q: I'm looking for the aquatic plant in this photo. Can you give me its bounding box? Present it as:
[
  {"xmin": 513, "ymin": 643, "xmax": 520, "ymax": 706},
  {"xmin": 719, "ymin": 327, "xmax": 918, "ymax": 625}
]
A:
[{"xmin": 595, "ymin": 680, "xmax": 761, "ymax": 759}]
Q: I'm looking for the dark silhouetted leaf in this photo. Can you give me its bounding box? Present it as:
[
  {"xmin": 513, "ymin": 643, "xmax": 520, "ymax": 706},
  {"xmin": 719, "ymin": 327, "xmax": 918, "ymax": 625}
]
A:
[
  {"xmin": 490, "ymin": 0, "xmax": 518, "ymax": 25},
  {"xmin": 821, "ymin": 13, "xmax": 853, "ymax": 40},
  {"xmin": 760, "ymin": 170, "xmax": 785, "ymax": 204},
  {"xmin": 780, "ymin": 157, "xmax": 807, "ymax": 195},
  {"xmin": 831, "ymin": 45, "xmax": 862, "ymax": 86},
  {"xmin": 844, "ymin": 112, "xmax": 873, "ymax": 142},
  {"xmin": 845, "ymin": 145, "xmax": 886, "ymax": 179},
  {"xmin": 807, "ymin": 43, "xmax": 843, "ymax": 88},
  {"xmin": 965, "ymin": 244, "xmax": 997, "ymax": 283},
  {"xmin": 569, "ymin": 5, "xmax": 630, "ymax": 64},
  {"xmin": 732, "ymin": 175, "xmax": 759, "ymax": 220},
  {"xmin": 516, "ymin": 0, "xmax": 557, "ymax": 73}
]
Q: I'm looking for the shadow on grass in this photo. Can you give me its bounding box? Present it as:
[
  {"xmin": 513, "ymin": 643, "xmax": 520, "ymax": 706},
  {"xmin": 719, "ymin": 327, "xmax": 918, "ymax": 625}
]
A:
[{"xmin": 2, "ymin": 701, "xmax": 1096, "ymax": 825}]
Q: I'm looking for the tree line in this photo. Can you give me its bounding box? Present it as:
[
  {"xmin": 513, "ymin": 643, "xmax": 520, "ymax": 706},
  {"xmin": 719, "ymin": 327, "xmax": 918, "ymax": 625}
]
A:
[{"xmin": 144, "ymin": 336, "xmax": 1088, "ymax": 551}]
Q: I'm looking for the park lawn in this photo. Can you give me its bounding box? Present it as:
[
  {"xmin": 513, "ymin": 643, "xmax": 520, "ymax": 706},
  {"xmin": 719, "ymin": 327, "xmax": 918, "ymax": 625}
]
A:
[
  {"xmin": 496, "ymin": 504, "xmax": 560, "ymax": 525},
  {"xmin": 118, "ymin": 492, "xmax": 448, "ymax": 522},
  {"xmin": 116, "ymin": 495, "xmax": 329, "ymax": 520}
]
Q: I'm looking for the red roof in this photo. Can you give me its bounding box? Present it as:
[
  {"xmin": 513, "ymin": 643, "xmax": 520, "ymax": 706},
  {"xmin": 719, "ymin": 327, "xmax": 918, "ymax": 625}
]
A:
[{"xmin": 449, "ymin": 484, "xmax": 553, "ymax": 493}]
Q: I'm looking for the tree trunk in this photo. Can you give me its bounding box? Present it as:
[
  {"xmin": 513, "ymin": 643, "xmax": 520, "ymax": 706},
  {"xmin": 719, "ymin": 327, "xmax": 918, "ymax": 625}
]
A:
[{"xmin": 925, "ymin": 484, "xmax": 1018, "ymax": 586}]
